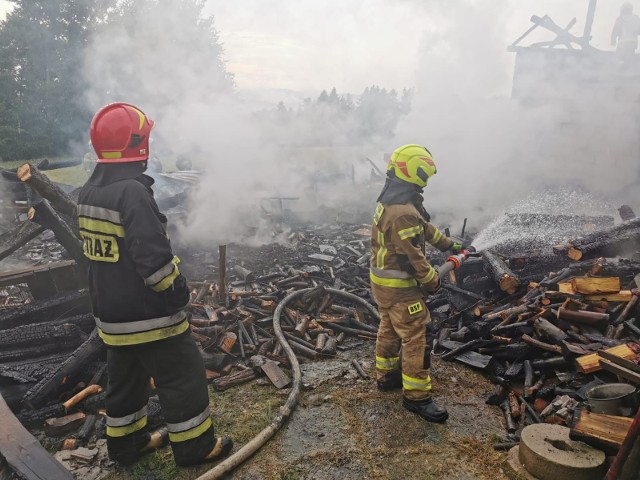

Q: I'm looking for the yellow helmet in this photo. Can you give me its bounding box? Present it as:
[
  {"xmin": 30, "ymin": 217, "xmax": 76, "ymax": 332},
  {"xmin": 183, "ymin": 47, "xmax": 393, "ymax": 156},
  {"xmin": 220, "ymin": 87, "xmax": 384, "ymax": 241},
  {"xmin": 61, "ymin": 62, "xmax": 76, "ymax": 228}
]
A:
[{"xmin": 387, "ymin": 144, "xmax": 437, "ymax": 188}]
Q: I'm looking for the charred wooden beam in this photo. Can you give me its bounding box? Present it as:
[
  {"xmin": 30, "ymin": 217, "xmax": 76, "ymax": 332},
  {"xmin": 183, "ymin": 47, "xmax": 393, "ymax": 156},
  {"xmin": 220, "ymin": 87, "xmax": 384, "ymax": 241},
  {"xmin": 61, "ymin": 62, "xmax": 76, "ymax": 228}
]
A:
[
  {"xmin": 0, "ymin": 290, "xmax": 91, "ymax": 330},
  {"xmin": 0, "ymin": 393, "xmax": 74, "ymax": 479},
  {"xmin": 533, "ymin": 317, "xmax": 568, "ymax": 343},
  {"xmin": 556, "ymin": 218, "xmax": 640, "ymax": 261},
  {"xmin": 557, "ymin": 307, "xmax": 610, "ymax": 326},
  {"xmin": 16, "ymin": 163, "xmax": 77, "ymax": 218},
  {"xmin": 23, "ymin": 328, "xmax": 105, "ymax": 409},
  {"xmin": 482, "ymin": 251, "xmax": 520, "ymax": 294},
  {"xmin": 0, "ymin": 221, "xmax": 46, "ymax": 263}
]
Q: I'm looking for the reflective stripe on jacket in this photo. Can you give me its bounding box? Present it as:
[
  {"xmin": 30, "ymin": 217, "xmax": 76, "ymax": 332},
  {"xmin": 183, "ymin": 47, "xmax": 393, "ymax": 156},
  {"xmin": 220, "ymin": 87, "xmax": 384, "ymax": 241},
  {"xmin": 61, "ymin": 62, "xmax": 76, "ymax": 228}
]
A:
[
  {"xmin": 370, "ymin": 201, "xmax": 452, "ymax": 292},
  {"xmin": 78, "ymin": 172, "xmax": 190, "ymax": 346}
]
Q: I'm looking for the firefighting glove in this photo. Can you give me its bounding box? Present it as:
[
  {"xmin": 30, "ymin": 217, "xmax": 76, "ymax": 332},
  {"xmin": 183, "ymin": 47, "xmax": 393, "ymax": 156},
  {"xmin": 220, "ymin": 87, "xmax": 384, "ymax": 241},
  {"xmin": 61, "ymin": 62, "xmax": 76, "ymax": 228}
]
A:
[
  {"xmin": 166, "ymin": 274, "xmax": 191, "ymax": 310},
  {"xmin": 450, "ymin": 242, "xmax": 465, "ymax": 253},
  {"xmin": 420, "ymin": 275, "xmax": 441, "ymax": 297}
]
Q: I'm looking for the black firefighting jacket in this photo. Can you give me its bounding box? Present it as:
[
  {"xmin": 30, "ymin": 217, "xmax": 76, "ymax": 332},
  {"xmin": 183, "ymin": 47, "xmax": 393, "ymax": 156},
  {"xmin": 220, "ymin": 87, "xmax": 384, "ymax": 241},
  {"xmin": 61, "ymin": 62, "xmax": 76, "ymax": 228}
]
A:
[{"xmin": 78, "ymin": 163, "xmax": 190, "ymax": 347}]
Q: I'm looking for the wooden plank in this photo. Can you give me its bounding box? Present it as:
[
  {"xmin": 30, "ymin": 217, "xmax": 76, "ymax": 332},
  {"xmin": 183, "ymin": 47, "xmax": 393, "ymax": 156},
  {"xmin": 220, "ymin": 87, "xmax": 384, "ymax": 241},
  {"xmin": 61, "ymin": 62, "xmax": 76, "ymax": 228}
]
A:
[
  {"xmin": 570, "ymin": 409, "xmax": 633, "ymax": 450},
  {"xmin": 260, "ymin": 361, "xmax": 291, "ymax": 389},
  {"xmin": 0, "ymin": 393, "xmax": 73, "ymax": 479},
  {"xmin": 576, "ymin": 344, "xmax": 635, "ymax": 374},
  {"xmin": 558, "ymin": 281, "xmax": 576, "ymax": 294},
  {"xmin": 571, "ymin": 277, "xmax": 621, "ymax": 295},
  {"xmin": 598, "ymin": 349, "xmax": 640, "ymax": 374},
  {"xmin": 586, "ymin": 291, "xmax": 633, "ymax": 303},
  {"xmin": 599, "ymin": 358, "xmax": 640, "ymax": 385}
]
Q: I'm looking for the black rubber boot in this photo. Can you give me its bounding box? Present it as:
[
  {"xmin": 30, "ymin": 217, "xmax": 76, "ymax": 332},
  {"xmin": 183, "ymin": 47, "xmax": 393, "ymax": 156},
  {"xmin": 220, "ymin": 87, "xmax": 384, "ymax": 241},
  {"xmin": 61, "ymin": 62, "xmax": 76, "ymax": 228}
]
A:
[
  {"xmin": 113, "ymin": 428, "xmax": 169, "ymax": 466},
  {"xmin": 377, "ymin": 371, "xmax": 402, "ymax": 392},
  {"xmin": 402, "ymin": 397, "xmax": 449, "ymax": 423}
]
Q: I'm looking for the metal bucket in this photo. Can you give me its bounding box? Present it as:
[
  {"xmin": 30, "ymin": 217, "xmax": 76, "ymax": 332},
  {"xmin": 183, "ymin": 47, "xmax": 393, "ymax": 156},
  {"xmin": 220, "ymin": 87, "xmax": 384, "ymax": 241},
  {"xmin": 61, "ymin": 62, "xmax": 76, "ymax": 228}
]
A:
[{"xmin": 586, "ymin": 383, "xmax": 639, "ymax": 417}]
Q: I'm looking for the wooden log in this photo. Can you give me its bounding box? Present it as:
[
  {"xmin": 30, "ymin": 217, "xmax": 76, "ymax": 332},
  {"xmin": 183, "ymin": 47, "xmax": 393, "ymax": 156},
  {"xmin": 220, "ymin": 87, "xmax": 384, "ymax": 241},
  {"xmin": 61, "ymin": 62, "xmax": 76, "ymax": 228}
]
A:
[
  {"xmin": 218, "ymin": 245, "xmax": 227, "ymax": 306},
  {"xmin": 74, "ymin": 414, "xmax": 97, "ymax": 447},
  {"xmin": 521, "ymin": 334, "xmax": 563, "ymax": 354},
  {"xmin": 211, "ymin": 370, "xmax": 257, "ymax": 392},
  {"xmin": 321, "ymin": 336, "xmax": 337, "ymax": 356},
  {"xmin": 571, "ymin": 277, "xmax": 621, "ymax": 295},
  {"xmin": 482, "ymin": 251, "xmax": 520, "ymax": 294},
  {"xmin": 484, "ymin": 304, "xmax": 529, "ymax": 321},
  {"xmin": 500, "ymin": 399, "xmax": 516, "ymax": 433},
  {"xmin": 314, "ymin": 333, "xmax": 328, "ymax": 352},
  {"xmin": 62, "ymin": 384, "xmax": 103, "ymax": 410},
  {"xmin": 17, "ymin": 162, "xmax": 77, "ymax": 217},
  {"xmin": 614, "ymin": 296, "xmax": 640, "ymax": 326},
  {"xmin": 44, "ymin": 412, "xmax": 86, "ymax": 437},
  {"xmin": 508, "ymin": 391, "xmax": 520, "ymax": 420},
  {"xmin": 28, "ymin": 201, "xmax": 85, "ymax": 266},
  {"xmin": 23, "ymin": 328, "xmax": 105, "ymax": 409},
  {"xmin": 598, "ymin": 358, "xmax": 640, "ymax": 384},
  {"xmin": 0, "ymin": 322, "xmax": 86, "ymax": 350},
  {"xmin": 564, "ymin": 218, "xmax": 640, "ymax": 261},
  {"xmin": 0, "ymin": 221, "xmax": 46, "ymax": 262},
  {"xmin": 523, "ymin": 360, "xmax": 533, "ymax": 399},
  {"xmin": 575, "ymin": 343, "xmax": 636, "ymax": 374},
  {"xmin": 557, "ymin": 307, "xmax": 610, "ymax": 326},
  {"xmin": 233, "ymin": 265, "xmax": 254, "ymax": 282},
  {"xmin": 0, "ymin": 289, "xmax": 90, "ymax": 331},
  {"xmin": 533, "ymin": 317, "xmax": 568, "ymax": 343},
  {"xmin": 350, "ymin": 359, "xmax": 369, "ymax": 379},
  {"xmin": 585, "ymin": 291, "xmax": 633, "ymax": 303},
  {"xmin": 0, "ymin": 393, "xmax": 74, "ymax": 480},
  {"xmin": 570, "ymin": 409, "xmax": 632, "ymax": 450},
  {"xmin": 624, "ymin": 320, "xmax": 640, "ymax": 339}
]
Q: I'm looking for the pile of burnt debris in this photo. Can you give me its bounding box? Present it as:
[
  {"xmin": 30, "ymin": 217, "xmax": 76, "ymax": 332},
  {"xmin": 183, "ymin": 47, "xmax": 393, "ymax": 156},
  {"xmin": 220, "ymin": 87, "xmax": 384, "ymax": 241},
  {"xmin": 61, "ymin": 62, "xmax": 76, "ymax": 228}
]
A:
[{"xmin": 0, "ymin": 162, "xmax": 639, "ymax": 479}]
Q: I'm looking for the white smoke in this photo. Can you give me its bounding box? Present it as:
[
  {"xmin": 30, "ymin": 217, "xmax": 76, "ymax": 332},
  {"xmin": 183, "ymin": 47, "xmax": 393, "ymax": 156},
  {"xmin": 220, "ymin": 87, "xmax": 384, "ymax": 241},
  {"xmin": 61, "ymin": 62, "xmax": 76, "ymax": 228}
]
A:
[{"xmin": 82, "ymin": 0, "xmax": 640, "ymax": 247}]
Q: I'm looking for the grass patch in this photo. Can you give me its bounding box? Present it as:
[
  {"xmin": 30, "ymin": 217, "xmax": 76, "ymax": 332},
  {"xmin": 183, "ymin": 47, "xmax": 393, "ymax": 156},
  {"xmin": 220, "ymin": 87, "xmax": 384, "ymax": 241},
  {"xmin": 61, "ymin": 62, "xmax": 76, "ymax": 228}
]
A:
[{"xmin": 209, "ymin": 382, "xmax": 283, "ymax": 444}]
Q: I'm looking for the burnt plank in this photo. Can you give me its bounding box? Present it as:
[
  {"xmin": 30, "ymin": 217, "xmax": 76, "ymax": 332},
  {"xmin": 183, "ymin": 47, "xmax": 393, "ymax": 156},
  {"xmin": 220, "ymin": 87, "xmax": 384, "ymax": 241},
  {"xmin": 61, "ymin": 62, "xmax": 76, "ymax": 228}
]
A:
[{"xmin": 0, "ymin": 393, "xmax": 73, "ymax": 480}]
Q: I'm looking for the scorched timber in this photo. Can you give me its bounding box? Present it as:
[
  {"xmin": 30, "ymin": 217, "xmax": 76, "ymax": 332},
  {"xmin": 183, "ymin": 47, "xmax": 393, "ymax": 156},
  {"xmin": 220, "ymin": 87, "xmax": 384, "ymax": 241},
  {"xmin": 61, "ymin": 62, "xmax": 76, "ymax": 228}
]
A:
[
  {"xmin": 22, "ymin": 328, "xmax": 105, "ymax": 409},
  {"xmin": 0, "ymin": 221, "xmax": 46, "ymax": 262},
  {"xmin": 0, "ymin": 319, "xmax": 88, "ymax": 363},
  {"xmin": 16, "ymin": 163, "xmax": 77, "ymax": 218},
  {"xmin": 0, "ymin": 290, "xmax": 91, "ymax": 330},
  {"xmin": 0, "ymin": 393, "xmax": 73, "ymax": 480},
  {"xmin": 28, "ymin": 201, "xmax": 85, "ymax": 266},
  {"xmin": 482, "ymin": 251, "xmax": 520, "ymax": 294},
  {"xmin": 554, "ymin": 217, "xmax": 640, "ymax": 261}
]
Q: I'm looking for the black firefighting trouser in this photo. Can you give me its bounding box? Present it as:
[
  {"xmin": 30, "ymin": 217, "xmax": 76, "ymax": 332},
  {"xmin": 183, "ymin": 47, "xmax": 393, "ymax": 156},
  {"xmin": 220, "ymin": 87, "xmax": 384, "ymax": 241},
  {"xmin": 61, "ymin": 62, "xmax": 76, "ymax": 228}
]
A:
[{"xmin": 105, "ymin": 332, "xmax": 216, "ymax": 466}]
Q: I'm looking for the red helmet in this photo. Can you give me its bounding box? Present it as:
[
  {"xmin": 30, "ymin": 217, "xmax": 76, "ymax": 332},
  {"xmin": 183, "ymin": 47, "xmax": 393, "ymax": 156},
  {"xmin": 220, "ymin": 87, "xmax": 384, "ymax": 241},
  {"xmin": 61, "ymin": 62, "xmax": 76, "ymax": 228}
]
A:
[{"xmin": 90, "ymin": 102, "xmax": 155, "ymax": 163}]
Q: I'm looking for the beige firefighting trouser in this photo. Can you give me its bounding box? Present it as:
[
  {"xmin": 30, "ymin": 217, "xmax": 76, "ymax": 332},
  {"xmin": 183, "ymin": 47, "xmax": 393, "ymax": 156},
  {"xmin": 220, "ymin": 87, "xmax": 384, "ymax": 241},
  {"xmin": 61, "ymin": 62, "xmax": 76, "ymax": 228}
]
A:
[{"xmin": 375, "ymin": 297, "xmax": 434, "ymax": 401}]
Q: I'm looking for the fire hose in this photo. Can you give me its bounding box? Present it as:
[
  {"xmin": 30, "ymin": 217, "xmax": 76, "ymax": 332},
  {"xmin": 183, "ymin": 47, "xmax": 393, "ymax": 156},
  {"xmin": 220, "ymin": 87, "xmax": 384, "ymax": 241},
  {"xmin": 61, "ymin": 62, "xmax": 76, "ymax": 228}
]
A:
[
  {"xmin": 436, "ymin": 248, "xmax": 479, "ymax": 278},
  {"xmin": 196, "ymin": 287, "xmax": 379, "ymax": 479}
]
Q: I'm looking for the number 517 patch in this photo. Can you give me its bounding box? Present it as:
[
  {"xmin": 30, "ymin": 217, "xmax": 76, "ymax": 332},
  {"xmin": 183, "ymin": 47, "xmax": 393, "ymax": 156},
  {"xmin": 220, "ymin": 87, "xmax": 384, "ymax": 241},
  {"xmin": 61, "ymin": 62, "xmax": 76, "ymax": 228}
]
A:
[{"xmin": 407, "ymin": 302, "xmax": 423, "ymax": 315}]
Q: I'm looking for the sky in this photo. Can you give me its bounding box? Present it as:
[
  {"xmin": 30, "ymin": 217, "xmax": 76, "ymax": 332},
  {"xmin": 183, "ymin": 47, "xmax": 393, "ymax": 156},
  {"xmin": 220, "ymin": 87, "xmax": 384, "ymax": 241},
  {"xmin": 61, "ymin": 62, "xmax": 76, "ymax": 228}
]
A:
[
  {"xmin": 205, "ymin": 0, "xmax": 620, "ymax": 96},
  {"xmin": 0, "ymin": 0, "xmax": 622, "ymax": 96}
]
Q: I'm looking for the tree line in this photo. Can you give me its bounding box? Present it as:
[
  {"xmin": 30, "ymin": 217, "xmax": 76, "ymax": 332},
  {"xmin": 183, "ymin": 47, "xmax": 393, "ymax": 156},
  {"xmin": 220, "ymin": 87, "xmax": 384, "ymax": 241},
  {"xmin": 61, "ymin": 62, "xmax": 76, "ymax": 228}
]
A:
[
  {"xmin": 0, "ymin": 0, "xmax": 228, "ymax": 161},
  {"xmin": 256, "ymin": 86, "xmax": 414, "ymax": 147}
]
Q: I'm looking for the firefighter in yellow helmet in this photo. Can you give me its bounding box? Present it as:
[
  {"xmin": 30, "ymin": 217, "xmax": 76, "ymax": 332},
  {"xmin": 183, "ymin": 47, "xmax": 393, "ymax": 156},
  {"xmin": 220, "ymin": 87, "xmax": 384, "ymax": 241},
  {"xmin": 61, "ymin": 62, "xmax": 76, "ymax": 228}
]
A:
[{"xmin": 371, "ymin": 144, "xmax": 463, "ymax": 423}]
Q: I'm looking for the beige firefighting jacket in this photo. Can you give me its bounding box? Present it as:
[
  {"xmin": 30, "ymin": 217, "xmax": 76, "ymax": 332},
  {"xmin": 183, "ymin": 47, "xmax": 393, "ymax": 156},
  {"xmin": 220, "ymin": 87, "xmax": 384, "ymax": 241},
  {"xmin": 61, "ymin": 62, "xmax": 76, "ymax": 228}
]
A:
[{"xmin": 370, "ymin": 201, "xmax": 452, "ymax": 307}]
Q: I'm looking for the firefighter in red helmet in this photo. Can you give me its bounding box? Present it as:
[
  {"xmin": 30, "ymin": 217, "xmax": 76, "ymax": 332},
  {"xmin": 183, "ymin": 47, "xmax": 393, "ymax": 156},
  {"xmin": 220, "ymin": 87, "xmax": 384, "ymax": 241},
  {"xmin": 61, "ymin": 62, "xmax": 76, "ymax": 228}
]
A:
[{"xmin": 79, "ymin": 103, "xmax": 232, "ymax": 466}]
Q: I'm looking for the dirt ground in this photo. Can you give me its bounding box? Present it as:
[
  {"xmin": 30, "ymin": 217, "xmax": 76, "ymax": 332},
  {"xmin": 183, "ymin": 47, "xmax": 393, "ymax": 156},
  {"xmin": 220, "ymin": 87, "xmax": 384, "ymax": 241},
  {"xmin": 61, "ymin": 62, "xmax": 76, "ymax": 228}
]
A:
[{"xmin": 104, "ymin": 341, "xmax": 511, "ymax": 480}]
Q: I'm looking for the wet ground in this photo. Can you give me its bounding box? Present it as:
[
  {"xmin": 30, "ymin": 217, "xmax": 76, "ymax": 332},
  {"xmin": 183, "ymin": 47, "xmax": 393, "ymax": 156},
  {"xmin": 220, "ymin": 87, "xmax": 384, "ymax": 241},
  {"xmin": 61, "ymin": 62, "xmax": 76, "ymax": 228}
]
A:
[{"xmin": 104, "ymin": 340, "xmax": 511, "ymax": 480}]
